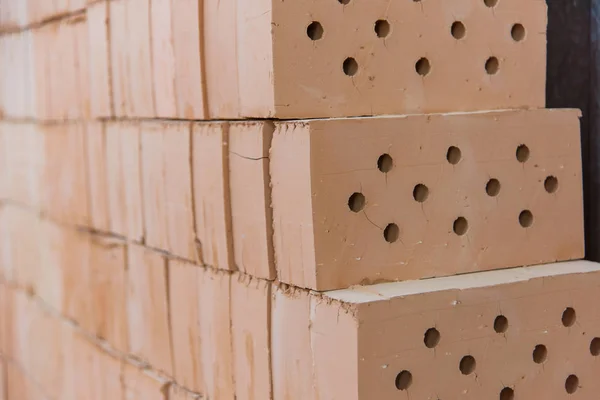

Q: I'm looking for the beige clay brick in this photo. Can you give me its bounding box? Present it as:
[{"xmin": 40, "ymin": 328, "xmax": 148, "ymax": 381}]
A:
[
  {"xmin": 150, "ymin": 0, "xmax": 177, "ymax": 118},
  {"xmin": 126, "ymin": 244, "xmax": 172, "ymax": 375},
  {"xmin": 169, "ymin": 260, "xmax": 234, "ymax": 398},
  {"xmin": 122, "ymin": 364, "xmax": 169, "ymax": 400},
  {"xmin": 237, "ymin": 0, "xmax": 547, "ymax": 118},
  {"xmin": 168, "ymin": 260, "xmax": 234, "ymax": 400},
  {"xmin": 0, "ymin": 358, "xmax": 4, "ymax": 400},
  {"xmin": 192, "ymin": 122, "xmax": 234, "ymax": 270},
  {"xmin": 85, "ymin": 122, "xmax": 110, "ymax": 232},
  {"xmin": 110, "ymin": 0, "xmax": 154, "ymax": 117},
  {"xmin": 272, "ymin": 260, "xmax": 600, "ymax": 400},
  {"xmin": 231, "ymin": 274, "xmax": 272, "ymax": 400},
  {"xmin": 63, "ymin": 332, "xmax": 124, "ymax": 400},
  {"xmin": 141, "ymin": 121, "xmax": 196, "ymax": 260},
  {"xmin": 229, "ymin": 122, "xmax": 275, "ymax": 279},
  {"xmin": 87, "ymin": 1, "xmax": 112, "ymax": 118},
  {"xmin": 271, "ymin": 287, "xmax": 313, "ymax": 400},
  {"xmin": 271, "ymin": 109, "xmax": 584, "ymax": 290},
  {"xmin": 4, "ymin": 288, "xmax": 71, "ymax": 399},
  {"xmin": 204, "ymin": 0, "xmax": 239, "ymax": 118},
  {"xmin": 168, "ymin": 259, "xmax": 202, "ymax": 392},
  {"xmin": 105, "ymin": 122, "xmax": 144, "ymax": 241},
  {"xmin": 0, "ymin": 32, "xmax": 34, "ymax": 118},
  {"xmin": 170, "ymin": 0, "xmax": 206, "ymax": 119},
  {"xmin": 197, "ymin": 267, "xmax": 235, "ymax": 399}
]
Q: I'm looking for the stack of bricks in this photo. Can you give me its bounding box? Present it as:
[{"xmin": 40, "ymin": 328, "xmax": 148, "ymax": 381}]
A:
[{"xmin": 0, "ymin": 0, "xmax": 595, "ymax": 399}]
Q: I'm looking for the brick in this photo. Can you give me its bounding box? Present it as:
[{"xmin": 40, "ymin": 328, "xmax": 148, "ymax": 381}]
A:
[
  {"xmin": 237, "ymin": 0, "xmax": 547, "ymax": 118},
  {"xmin": 63, "ymin": 333, "xmax": 124, "ymax": 400},
  {"xmin": 273, "ymin": 260, "xmax": 600, "ymax": 399},
  {"xmin": 40, "ymin": 123, "xmax": 90, "ymax": 225},
  {"xmin": 271, "ymin": 286, "xmax": 313, "ymax": 400},
  {"xmin": 197, "ymin": 267, "xmax": 235, "ymax": 399},
  {"xmin": 204, "ymin": 0, "xmax": 239, "ymax": 118},
  {"xmin": 125, "ymin": 0, "xmax": 154, "ymax": 117},
  {"xmin": 0, "ymin": 358, "xmax": 4, "ymax": 400},
  {"xmin": 0, "ymin": 206, "xmax": 41, "ymax": 288},
  {"xmin": 231, "ymin": 274, "xmax": 272, "ymax": 400},
  {"xmin": 168, "ymin": 259, "xmax": 202, "ymax": 392},
  {"xmin": 229, "ymin": 122, "xmax": 275, "ymax": 279},
  {"xmin": 171, "ymin": 0, "xmax": 206, "ymax": 119},
  {"xmin": 0, "ymin": 32, "xmax": 34, "ymax": 118},
  {"xmin": 87, "ymin": 1, "xmax": 112, "ymax": 118},
  {"xmin": 71, "ymin": 13, "xmax": 91, "ymax": 118},
  {"xmin": 192, "ymin": 122, "xmax": 234, "ymax": 270},
  {"xmin": 150, "ymin": 0, "xmax": 177, "ymax": 118},
  {"xmin": 105, "ymin": 122, "xmax": 144, "ymax": 241},
  {"xmin": 141, "ymin": 122, "xmax": 196, "ymax": 260},
  {"xmin": 109, "ymin": 0, "xmax": 130, "ymax": 117},
  {"xmin": 4, "ymin": 289, "xmax": 70, "ymax": 399},
  {"xmin": 271, "ymin": 109, "xmax": 584, "ymax": 290},
  {"xmin": 88, "ymin": 234, "xmax": 128, "ymax": 352},
  {"xmin": 126, "ymin": 245, "xmax": 172, "ymax": 375},
  {"xmin": 85, "ymin": 122, "xmax": 110, "ymax": 232},
  {"xmin": 122, "ymin": 364, "xmax": 169, "ymax": 400}
]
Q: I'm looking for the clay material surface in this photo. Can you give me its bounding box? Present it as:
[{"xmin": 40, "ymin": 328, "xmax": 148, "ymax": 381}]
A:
[
  {"xmin": 229, "ymin": 121, "xmax": 275, "ymax": 279},
  {"xmin": 240, "ymin": 0, "xmax": 547, "ymax": 118},
  {"xmin": 271, "ymin": 109, "xmax": 584, "ymax": 290},
  {"xmin": 193, "ymin": 122, "xmax": 234, "ymax": 270},
  {"xmin": 272, "ymin": 260, "xmax": 600, "ymax": 399}
]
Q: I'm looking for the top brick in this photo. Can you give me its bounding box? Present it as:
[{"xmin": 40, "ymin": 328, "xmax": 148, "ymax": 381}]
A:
[{"xmin": 238, "ymin": 0, "xmax": 547, "ymax": 118}]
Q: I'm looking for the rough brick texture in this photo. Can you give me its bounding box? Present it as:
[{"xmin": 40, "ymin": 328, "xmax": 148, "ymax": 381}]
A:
[
  {"xmin": 272, "ymin": 260, "xmax": 600, "ymax": 400},
  {"xmin": 238, "ymin": 0, "xmax": 547, "ymax": 118},
  {"xmin": 271, "ymin": 109, "xmax": 584, "ymax": 290}
]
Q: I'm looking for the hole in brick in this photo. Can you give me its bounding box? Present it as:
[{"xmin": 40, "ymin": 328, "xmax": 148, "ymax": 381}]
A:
[
  {"xmin": 378, "ymin": 153, "xmax": 393, "ymax": 172},
  {"xmin": 343, "ymin": 57, "xmax": 358, "ymax": 76},
  {"xmin": 338, "ymin": 0, "xmax": 351, "ymax": 4},
  {"xmin": 511, "ymin": 23, "xmax": 526, "ymax": 41},
  {"xmin": 544, "ymin": 176, "xmax": 558, "ymax": 193},
  {"xmin": 375, "ymin": 20, "xmax": 391, "ymax": 38},
  {"xmin": 348, "ymin": 192, "xmax": 365, "ymax": 212},
  {"xmin": 533, "ymin": 344, "xmax": 547, "ymax": 364},
  {"xmin": 446, "ymin": 146, "xmax": 462, "ymax": 164},
  {"xmin": 307, "ymin": 21, "xmax": 324, "ymax": 40},
  {"xmin": 500, "ymin": 387, "xmax": 515, "ymax": 400},
  {"xmin": 485, "ymin": 57, "xmax": 499, "ymax": 74},
  {"xmin": 413, "ymin": 184, "xmax": 429, "ymax": 202},
  {"xmin": 562, "ymin": 307, "xmax": 576, "ymax": 327},
  {"xmin": 565, "ymin": 375, "xmax": 579, "ymax": 394},
  {"xmin": 494, "ymin": 315, "xmax": 508, "ymax": 333},
  {"xmin": 424, "ymin": 328, "xmax": 440, "ymax": 348},
  {"xmin": 384, "ymin": 223, "xmax": 400, "ymax": 243},
  {"xmin": 395, "ymin": 370, "xmax": 413, "ymax": 390},
  {"xmin": 590, "ymin": 338, "xmax": 600, "ymax": 356},
  {"xmin": 484, "ymin": 0, "xmax": 498, "ymax": 7},
  {"xmin": 486, "ymin": 179, "xmax": 501, "ymax": 197},
  {"xmin": 453, "ymin": 217, "xmax": 469, "ymax": 236},
  {"xmin": 519, "ymin": 210, "xmax": 533, "ymax": 228},
  {"xmin": 416, "ymin": 58, "xmax": 431, "ymax": 76},
  {"xmin": 459, "ymin": 355, "xmax": 476, "ymax": 375},
  {"xmin": 516, "ymin": 144, "xmax": 530, "ymax": 162},
  {"xmin": 451, "ymin": 21, "xmax": 466, "ymax": 39}
]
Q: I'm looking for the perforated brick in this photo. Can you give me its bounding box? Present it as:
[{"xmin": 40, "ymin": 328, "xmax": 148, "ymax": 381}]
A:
[
  {"xmin": 272, "ymin": 260, "xmax": 600, "ymax": 400},
  {"xmin": 229, "ymin": 121, "xmax": 275, "ymax": 279},
  {"xmin": 271, "ymin": 109, "xmax": 584, "ymax": 290},
  {"xmin": 238, "ymin": 0, "xmax": 547, "ymax": 118}
]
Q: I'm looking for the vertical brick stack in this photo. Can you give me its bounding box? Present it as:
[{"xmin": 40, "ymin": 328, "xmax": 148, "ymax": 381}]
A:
[{"xmin": 0, "ymin": 0, "xmax": 593, "ymax": 399}]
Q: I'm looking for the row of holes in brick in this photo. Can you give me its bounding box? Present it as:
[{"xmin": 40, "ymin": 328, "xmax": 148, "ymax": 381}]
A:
[
  {"xmin": 338, "ymin": 0, "xmax": 503, "ymax": 6},
  {"xmin": 348, "ymin": 145, "xmax": 554, "ymax": 242},
  {"xmin": 307, "ymin": 18, "xmax": 524, "ymax": 77},
  {"xmin": 395, "ymin": 307, "xmax": 592, "ymax": 398}
]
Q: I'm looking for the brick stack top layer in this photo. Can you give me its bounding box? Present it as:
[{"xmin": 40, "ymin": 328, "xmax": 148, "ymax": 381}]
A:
[{"xmin": 0, "ymin": 0, "xmax": 548, "ymax": 121}]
